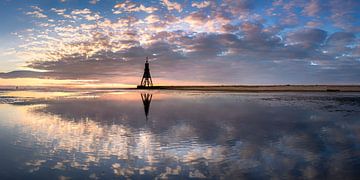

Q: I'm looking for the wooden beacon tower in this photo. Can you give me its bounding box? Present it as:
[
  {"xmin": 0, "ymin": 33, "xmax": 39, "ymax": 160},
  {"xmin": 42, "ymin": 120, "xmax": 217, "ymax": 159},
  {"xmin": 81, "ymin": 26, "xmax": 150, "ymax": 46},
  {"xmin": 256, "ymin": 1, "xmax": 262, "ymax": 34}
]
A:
[{"xmin": 138, "ymin": 56, "xmax": 153, "ymax": 88}]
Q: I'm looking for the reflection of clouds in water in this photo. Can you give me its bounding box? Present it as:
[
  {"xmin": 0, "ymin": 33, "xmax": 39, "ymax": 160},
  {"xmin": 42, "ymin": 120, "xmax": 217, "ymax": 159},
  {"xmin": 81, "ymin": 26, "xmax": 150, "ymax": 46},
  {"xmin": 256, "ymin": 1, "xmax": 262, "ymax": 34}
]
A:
[
  {"xmin": 0, "ymin": 104, "xmax": 227, "ymax": 178},
  {"xmin": 0, "ymin": 92, "xmax": 359, "ymax": 179}
]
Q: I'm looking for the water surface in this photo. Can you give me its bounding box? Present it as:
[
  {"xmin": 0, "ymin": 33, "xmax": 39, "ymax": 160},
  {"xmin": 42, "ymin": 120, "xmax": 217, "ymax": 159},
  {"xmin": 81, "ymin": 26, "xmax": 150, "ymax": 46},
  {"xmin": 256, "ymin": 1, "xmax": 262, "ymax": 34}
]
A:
[{"xmin": 0, "ymin": 90, "xmax": 359, "ymax": 179}]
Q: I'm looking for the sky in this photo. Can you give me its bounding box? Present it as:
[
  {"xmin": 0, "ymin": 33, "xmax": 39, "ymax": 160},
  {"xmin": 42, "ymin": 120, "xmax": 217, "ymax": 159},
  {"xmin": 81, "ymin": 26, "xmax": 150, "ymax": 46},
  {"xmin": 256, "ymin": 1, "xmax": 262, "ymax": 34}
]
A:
[{"xmin": 0, "ymin": 0, "xmax": 359, "ymax": 87}]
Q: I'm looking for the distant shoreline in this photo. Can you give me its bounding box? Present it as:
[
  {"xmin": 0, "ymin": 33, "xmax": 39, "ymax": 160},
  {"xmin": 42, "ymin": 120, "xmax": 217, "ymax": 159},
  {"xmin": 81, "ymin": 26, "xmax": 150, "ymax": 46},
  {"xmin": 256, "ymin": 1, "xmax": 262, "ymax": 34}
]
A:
[
  {"xmin": 136, "ymin": 85, "xmax": 360, "ymax": 92},
  {"xmin": 1, "ymin": 85, "xmax": 360, "ymax": 92}
]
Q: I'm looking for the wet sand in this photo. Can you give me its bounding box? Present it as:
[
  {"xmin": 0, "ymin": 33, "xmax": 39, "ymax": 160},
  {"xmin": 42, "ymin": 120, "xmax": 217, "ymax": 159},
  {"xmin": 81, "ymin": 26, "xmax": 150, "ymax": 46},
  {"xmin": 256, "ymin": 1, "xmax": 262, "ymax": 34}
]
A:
[{"xmin": 137, "ymin": 85, "xmax": 360, "ymax": 92}]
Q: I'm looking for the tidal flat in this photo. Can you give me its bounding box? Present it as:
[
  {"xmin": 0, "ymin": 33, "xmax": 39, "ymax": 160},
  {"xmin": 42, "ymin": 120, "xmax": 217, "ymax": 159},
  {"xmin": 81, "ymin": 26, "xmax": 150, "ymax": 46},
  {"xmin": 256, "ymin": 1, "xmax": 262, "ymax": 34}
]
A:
[{"xmin": 0, "ymin": 90, "xmax": 359, "ymax": 179}]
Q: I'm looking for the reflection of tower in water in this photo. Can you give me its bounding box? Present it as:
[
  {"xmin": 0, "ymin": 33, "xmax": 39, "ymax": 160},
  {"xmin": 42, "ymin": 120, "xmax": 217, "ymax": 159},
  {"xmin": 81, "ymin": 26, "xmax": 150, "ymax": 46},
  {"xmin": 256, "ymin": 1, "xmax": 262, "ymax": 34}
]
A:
[{"xmin": 141, "ymin": 93, "xmax": 152, "ymax": 120}]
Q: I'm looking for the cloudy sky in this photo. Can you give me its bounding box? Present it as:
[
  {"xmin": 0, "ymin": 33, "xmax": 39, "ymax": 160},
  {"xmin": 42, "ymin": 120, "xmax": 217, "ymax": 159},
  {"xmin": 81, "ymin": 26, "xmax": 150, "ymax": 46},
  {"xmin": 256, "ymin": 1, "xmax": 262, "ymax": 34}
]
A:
[{"xmin": 0, "ymin": 0, "xmax": 359, "ymax": 87}]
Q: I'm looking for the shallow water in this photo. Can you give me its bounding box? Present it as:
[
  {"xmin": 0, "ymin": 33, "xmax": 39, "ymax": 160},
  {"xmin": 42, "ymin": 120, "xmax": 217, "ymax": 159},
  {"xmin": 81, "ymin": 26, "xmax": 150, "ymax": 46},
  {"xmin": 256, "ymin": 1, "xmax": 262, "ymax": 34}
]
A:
[{"xmin": 0, "ymin": 90, "xmax": 359, "ymax": 179}]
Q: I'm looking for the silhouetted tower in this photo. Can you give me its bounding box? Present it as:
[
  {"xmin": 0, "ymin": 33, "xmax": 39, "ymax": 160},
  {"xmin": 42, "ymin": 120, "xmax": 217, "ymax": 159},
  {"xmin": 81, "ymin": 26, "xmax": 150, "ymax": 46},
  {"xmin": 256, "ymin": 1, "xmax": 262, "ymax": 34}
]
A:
[{"xmin": 140, "ymin": 56, "xmax": 153, "ymax": 87}]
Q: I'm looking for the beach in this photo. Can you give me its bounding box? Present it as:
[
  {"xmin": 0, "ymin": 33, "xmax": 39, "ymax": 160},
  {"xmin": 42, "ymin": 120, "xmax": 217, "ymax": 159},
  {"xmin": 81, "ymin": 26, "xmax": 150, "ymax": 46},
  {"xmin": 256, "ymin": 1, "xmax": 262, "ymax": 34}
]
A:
[{"xmin": 137, "ymin": 85, "xmax": 360, "ymax": 92}]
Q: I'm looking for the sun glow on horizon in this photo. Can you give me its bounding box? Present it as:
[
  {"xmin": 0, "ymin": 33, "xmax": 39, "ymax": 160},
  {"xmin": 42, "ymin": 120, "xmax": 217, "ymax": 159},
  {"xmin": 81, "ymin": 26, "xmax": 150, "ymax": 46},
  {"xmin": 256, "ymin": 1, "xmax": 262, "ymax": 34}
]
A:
[
  {"xmin": 0, "ymin": 78, "xmax": 136, "ymax": 88},
  {"xmin": 0, "ymin": 77, "xmax": 219, "ymax": 88}
]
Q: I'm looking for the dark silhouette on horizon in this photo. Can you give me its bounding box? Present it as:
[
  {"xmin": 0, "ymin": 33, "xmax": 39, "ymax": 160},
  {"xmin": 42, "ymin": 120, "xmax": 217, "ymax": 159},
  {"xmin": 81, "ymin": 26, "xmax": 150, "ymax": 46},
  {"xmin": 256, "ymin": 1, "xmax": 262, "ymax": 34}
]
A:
[
  {"xmin": 139, "ymin": 56, "xmax": 153, "ymax": 87},
  {"xmin": 141, "ymin": 93, "xmax": 152, "ymax": 120}
]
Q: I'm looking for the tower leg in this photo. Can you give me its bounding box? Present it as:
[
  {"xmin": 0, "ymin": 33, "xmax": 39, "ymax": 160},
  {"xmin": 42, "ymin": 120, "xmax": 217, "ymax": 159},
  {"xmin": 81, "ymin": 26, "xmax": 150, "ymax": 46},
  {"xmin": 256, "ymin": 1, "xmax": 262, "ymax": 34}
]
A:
[
  {"xmin": 149, "ymin": 76, "xmax": 153, "ymax": 86},
  {"xmin": 141, "ymin": 77, "xmax": 144, "ymax": 86}
]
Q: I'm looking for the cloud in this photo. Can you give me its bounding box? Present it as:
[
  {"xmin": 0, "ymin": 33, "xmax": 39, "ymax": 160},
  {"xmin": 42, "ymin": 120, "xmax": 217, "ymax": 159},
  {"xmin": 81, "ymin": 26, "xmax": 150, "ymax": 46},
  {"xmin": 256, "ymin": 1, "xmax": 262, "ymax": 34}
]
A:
[
  {"xmin": 326, "ymin": 32, "xmax": 356, "ymax": 46},
  {"xmin": 303, "ymin": 0, "xmax": 321, "ymax": 16},
  {"xmin": 83, "ymin": 14, "xmax": 101, "ymax": 21},
  {"xmin": 286, "ymin": 28, "xmax": 327, "ymax": 48},
  {"xmin": 26, "ymin": 11, "xmax": 47, "ymax": 18},
  {"xmin": 51, "ymin": 8, "xmax": 66, "ymax": 15},
  {"xmin": 26, "ymin": 6, "xmax": 47, "ymax": 18},
  {"xmin": 0, "ymin": 70, "xmax": 46, "ymax": 79},
  {"xmin": 8, "ymin": 9, "xmax": 360, "ymax": 84},
  {"xmin": 329, "ymin": 0, "xmax": 360, "ymax": 31},
  {"xmin": 162, "ymin": 0, "xmax": 182, "ymax": 12},
  {"xmin": 89, "ymin": 0, "xmax": 99, "ymax": 4},
  {"xmin": 280, "ymin": 13, "xmax": 299, "ymax": 26},
  {"xmin": 305, "ymin": 21, "xmax": 323, "ymax": 28},
  {"xmin": 1, "ymin": 40, "xmax": 184, "ymax": 82},
  {"xmin": 192, "ymin": 1, "xmax": 210, "ymax": 8},
  {"xmin": 71, "ymin": 8, "xmax": 92, "ymax": 15},
  {"xmin": 114, "ymin": 1, "xmax": 158, "ymax": 13},
  {"xmin": 323, "ymin": 32, "xmax": 356, "ymax": 56},
  {"xmin": 184, "ymin": 11, "xmax": 208, "ymax": 26},
  {"xmin": 181, "ymin": 11, "xmax": 233, "ymax": 33},
  {"xmin": 222, "ymin": 0, "xmax": 253, "ymax": 16},
  {"xmin": 4, "ymin": 0, "xmax": 360, "ymax": 85},
  {"xmin": 145, "ymin": 14, "xmax": 161, "ymax": 24}
]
